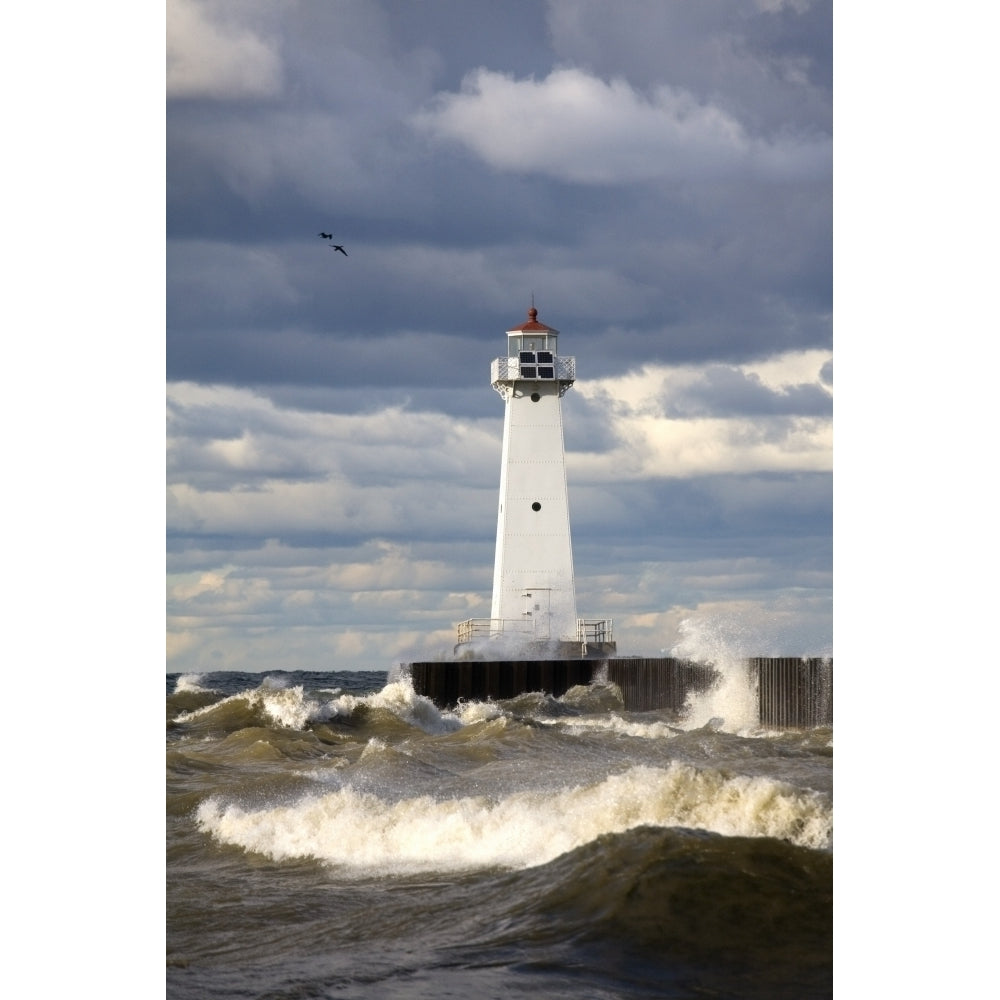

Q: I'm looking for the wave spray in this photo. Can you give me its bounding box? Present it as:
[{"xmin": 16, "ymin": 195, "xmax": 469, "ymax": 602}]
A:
[{"xmin": 670, "ymin": 616, "xmax": 763, "ymax": 733}]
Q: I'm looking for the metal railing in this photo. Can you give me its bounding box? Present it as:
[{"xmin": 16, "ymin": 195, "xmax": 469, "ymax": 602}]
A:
[
  {"xmin": 456, "ymin": 616, "xmax": 613, "ymax": 646},
  {"xmin": 578, "ymin": 619, "xmax": 614, "ymax": 644},
  {"xmin": 491, "ymin": 356, "xmax": 576, "ymax": 384},
  {"xmin": 456, "ymin": 618, "xmax": 534, "ymax": 644}
]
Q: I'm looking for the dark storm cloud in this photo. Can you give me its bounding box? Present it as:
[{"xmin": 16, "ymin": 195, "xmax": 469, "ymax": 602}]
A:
[
  {"xmin": 570, "ymin": 472, "xmax": 831, "ymax": 543},
  {"xmin": 630, "ymin": 365, "xmax": 834, "ymax": 419},
  {"xmin": 546, "ymin": 0, "xmax": 832, "ymax": 134},
  {"xmin": 167, "ymin": 0, "xmax": 831, "ymax": 394}
]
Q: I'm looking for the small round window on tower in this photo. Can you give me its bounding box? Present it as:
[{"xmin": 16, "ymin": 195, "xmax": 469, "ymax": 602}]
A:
[
  {"xmin": 531, "ymin": 502, "xmax": 541, "ymax": 511},
  {"xmin": 531, "ymin": 392, "xmax": 540, "ymax": 402}
]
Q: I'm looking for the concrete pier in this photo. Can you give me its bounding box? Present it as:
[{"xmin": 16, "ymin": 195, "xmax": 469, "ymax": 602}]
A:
[{"xmin": 406, "ymin": 656, "xmax": 833, "ymax": 728}]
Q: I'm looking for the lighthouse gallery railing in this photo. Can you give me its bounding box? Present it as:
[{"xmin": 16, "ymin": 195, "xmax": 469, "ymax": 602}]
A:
[{"xmin": 491, "ymin": 356, "xmax": 576, "ymax": 383}]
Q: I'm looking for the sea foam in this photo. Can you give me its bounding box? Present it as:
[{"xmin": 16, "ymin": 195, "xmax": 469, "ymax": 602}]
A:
[
  {"xmin": 196, "ymin": 761, "xmax": 832, "ymax": 874},
  {"xmin": 175, "ymin": 678, "xmax": 462, "ymax": 734},
  {"xmin": 173, "ymin": 673, "xmax": 215, "ymax": 694}
]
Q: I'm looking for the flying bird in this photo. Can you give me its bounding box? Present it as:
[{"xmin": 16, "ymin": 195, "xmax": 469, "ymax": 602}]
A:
[
  {"xmin": 318, "ymin": 232, "xmax": 333, "ymax": 239},
  {"xmin": 329, "ymin": 244, "xmax": 348, "ymax": 256}
]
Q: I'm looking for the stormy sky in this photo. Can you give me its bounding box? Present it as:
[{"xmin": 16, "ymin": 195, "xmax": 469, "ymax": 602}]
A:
[{"xmin": 166, "ymin": 0, "xmax": 834, "ymax": 673}]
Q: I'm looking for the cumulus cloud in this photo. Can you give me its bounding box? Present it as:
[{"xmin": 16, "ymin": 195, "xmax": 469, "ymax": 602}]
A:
[
  {"xmin": 167, "ymin": 382, "xmax": 501, "ymax": 542},
  {"xmin": 570, "ymin": 352, "xmax": 832, "ymax": 479},
  {"xmin": 167, "ymin": 538, "xmax": 490, "ymax": 672},
  {"xmin": 413, "ymin": 66, "xmax": 830, "ymax": 184},
  {"xmin": 167, "ymin": 0, "xmax": 283, "ymax": 99},
  {"xmin": 415, "ymin": 68, "xmax": 745, "ymax": 183}
]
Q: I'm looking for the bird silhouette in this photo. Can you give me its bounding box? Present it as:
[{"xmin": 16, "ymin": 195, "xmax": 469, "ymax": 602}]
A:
[
  {"xmin": 318, "ymin": 232, "xmax": 333, "ymax": 239},
  {"xmin": 329, "ymin": 244, "xmax": 348, "ymax": 256}
]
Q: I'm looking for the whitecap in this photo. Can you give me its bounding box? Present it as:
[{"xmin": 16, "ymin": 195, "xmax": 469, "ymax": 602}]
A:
[{"xmin": 196, "ymin": 761, "xmax": 832, "ymax": 875}]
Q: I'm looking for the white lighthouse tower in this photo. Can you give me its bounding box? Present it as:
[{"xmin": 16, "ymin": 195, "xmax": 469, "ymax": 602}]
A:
[{"xmin": 457, "ymin": 307, "xmax": 614, "ymax": 658}]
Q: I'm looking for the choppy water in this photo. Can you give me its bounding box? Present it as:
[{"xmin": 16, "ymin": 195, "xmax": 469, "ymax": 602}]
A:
[{"xmin": 167, "ymin": 666, "xmax": 832, "ymax": 999}]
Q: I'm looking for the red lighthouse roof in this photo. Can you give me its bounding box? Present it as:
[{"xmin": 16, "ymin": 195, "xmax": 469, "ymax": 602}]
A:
[{"xmin": 509, "ymin": 307, "xmax": 559, "ymax": 334}]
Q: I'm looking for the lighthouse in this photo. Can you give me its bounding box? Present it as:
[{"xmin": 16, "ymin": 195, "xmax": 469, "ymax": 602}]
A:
[{"xmin": 457, "ymin": 307, "xmax": 614, "ymax": 658}]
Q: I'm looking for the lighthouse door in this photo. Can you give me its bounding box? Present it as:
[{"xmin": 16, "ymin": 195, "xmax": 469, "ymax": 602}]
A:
[{"xmin": 522, "ymin": 589, "xmax": 551, "ymax": 639}]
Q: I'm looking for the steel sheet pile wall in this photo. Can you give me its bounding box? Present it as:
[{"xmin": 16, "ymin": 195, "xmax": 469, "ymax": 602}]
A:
[
  {"xmin": 407, "ymin": 657, "xmax": 833, "ymax": 726},
  {"xmin": 407, "ymin": 660, "xmax": 594, "ymax": 708},
  {"xmin": 604, "ymin": 658, "xmax": 718, "ymax": 713},
  {"xmin": 751, "ymin": 657, "xmax": 833, "ymax": 728}
]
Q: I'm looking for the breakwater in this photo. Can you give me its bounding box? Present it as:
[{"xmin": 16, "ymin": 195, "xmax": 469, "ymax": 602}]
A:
[
  {"xmin": 407, "ymin": 659, "xmax": 593, "ymax": 706},
  {"xmin": 406, "ymin": 656, "xmax": 833, "ymax": 728},
  {"xmin": 750, "ymin": 656, "xmax": 833, "ymax": 728}
]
